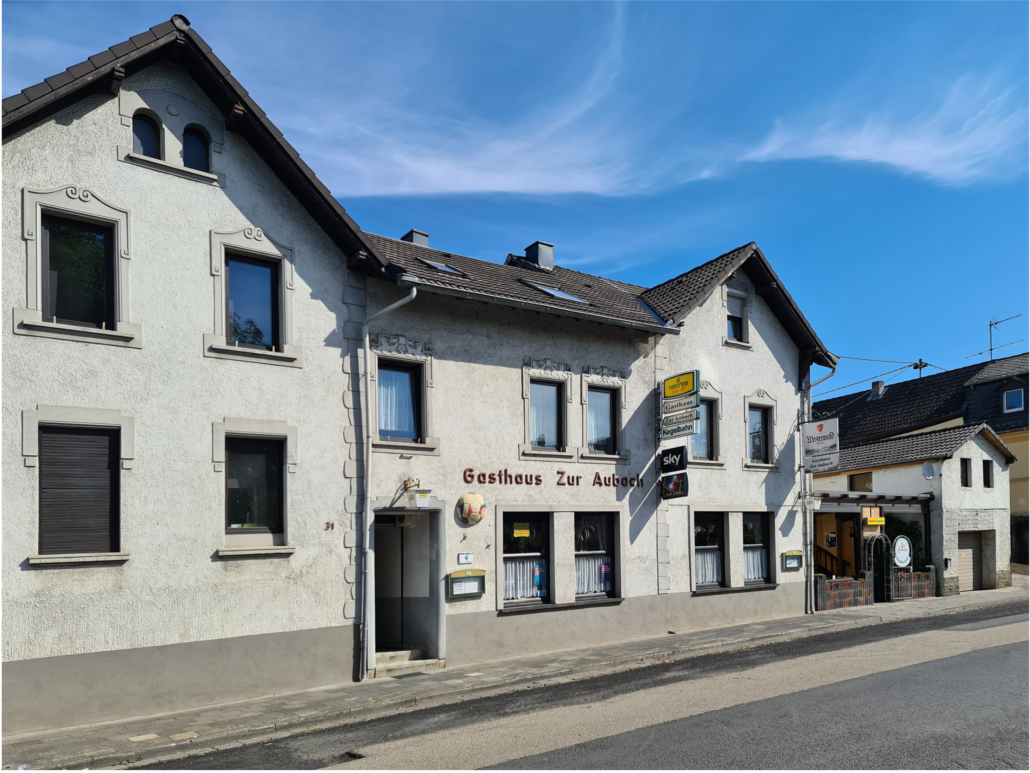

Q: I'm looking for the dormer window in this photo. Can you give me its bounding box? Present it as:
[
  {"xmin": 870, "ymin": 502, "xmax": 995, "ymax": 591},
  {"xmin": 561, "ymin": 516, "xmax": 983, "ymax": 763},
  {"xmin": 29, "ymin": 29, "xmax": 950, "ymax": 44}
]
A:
[
  {"xmin": 132, "ymin": 113, "xmax": 161, "ymax": 159},
  {"xmin": 416, "ymin": 257, "xmax": 465, "ymax": 277},
  {"xmin": 522, "ymin": 280, "xmax": 587, "ymax": 304},
  {"xmin": 182, "ymin": 126, "xmax": 210, "ymax": 172},
  {"xmin": 1004, "ymin": 388, "xmax": 1024, "ymax": 413}
]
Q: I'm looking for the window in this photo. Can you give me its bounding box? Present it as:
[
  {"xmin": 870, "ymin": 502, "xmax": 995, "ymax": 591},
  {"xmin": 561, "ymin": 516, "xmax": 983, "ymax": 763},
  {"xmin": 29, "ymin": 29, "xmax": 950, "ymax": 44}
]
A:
[
  {"xmin": 39, "ymin": 427, "xmax": 120, "ymax": 554},
  {"xmin": 690, "ymin": 400, "xmax": 716, "ymax": 460},
  {"xmin": 225, "ymin": 437, "xmax": 284, "ymax": 533},
  {"xmin": 226, "ymin": 253, "xmax": 280, "ymax": 351},
  {"xmin": 132, "ymin": 113, "xmax": 161, "ymax": 158},
  {"xmin": 1004, "ymin": 389, "xmax": 1024, "ymax": 413},
  {"xmin": 960, "ymin": 458, "xmax": 972, "ymax": 488},
  {"xmin": 848, "ymin": 472, "xmax": 874, "ymax": 492},
  {"xmin": 694, "ymin": 513, "xmax": 724, "ymax": 587},
  {"xmin": 749, "ymin": 407, "xmax": 770, "ymax": 463},
  {"xmin": 416, "ymin": 257, "xmax": 465, "ymax": 276},
  {"xmin": 983, "ymin": 460, "xmax": 994, "ymax": 489},
  {"xmin": 182, "ymin": 126, "xmax": 210, "ymax": 172},
  {"xmin": 586, "ymin": 388, "xmax": 617, "ymax": 454},
  {"xmin": 41, "ymin": 215, "xmax": 114, "ymax": 329},
  {"xmin": 522, "ymin": 280, "xmax": 588, "ymax": 304},
  {"xmin": 503, "ymin": 513, "xmax": 550, "ymax": 604},
  {"xmin": 530, "ymin": 380, "xmax": 564, "ymax": 449},
  {"xmin": 378, "ymin": 362, "xmax": 422, "ymax": 442},
  {"xmin": 575, "ymin": 513, "xmax": 615, "ymax": 599},
  {"xmin": 726, "ymin": 290, "xmax": 746, "ymax": 342},
  {"xmin": 743, "ymin": 513, "xmax": 770, "ymax": 584}
]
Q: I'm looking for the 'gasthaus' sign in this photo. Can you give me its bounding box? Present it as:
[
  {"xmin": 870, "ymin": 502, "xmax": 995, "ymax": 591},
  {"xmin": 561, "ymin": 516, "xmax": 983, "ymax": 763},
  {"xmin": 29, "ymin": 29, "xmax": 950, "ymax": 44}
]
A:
[
  {"xmin": 802, "ymin": 417, "xmax": 840, "ymax": 473},
  {"xmin": 463, "ymin": 468, "xmax": 644, "ymax": 488}
]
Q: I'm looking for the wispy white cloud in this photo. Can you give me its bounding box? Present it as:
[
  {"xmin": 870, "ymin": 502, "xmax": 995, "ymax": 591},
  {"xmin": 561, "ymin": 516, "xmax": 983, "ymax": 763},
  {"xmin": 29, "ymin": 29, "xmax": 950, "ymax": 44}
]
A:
[{"xmin": 741, "ymin": 76, "xmax": 1028, "ymax": 185}]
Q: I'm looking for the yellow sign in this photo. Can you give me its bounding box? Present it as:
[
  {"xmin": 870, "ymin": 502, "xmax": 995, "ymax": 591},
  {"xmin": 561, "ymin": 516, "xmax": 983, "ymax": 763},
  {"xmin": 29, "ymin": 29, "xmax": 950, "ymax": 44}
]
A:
[
  {"xmin": 513, "ymin": 523, "xmax": 530, "ymax": 537},
  {"xmin": 866, "ymin": 516, "xmax": 885, "ymax": 526},
  {"xmin": 663, "ymin": 371, "xmax": 698, "ymax": 399}
]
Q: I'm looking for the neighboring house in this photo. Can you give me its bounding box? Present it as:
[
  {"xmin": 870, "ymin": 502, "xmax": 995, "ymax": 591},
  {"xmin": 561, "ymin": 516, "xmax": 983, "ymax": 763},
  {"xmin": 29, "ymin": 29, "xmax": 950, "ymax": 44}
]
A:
[
  {"xmin": 1, "ymin": 15, "xmax": 835, "ymax": 737},
  {"xmin": 815, "ymin": 424, "xmax": 1015, "ymax": 596},
  {"xmin": 814, "ymin": 353, "xmax": 1028, "ymax": 590}
]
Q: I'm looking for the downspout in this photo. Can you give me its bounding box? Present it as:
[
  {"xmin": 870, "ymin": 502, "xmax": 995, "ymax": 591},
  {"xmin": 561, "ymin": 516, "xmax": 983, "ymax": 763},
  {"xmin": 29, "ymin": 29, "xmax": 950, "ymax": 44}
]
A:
[
  {"xmin": 359, "ymin": 286, "xmax": 417, "ymax": 681},
  {"xmin": 801, "ymin": 359, "xmax": 837, "ymax": 614}
]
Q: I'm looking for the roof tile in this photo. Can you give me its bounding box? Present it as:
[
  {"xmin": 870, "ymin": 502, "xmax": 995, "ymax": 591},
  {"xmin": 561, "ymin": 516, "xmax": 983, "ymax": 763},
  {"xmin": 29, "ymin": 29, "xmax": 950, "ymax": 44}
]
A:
[
  {"xmin": 836, "ymin": 424, "xmax": 985, "ymax": 472},
  {"xmin": 21, "ymin": 82, "xmax": 52, "ymax": 101},
  {"xmin": 109, "ymin": 40, "xmax": 137, "ymax": 58},
  {"xmin": 88, "ymin": 50, "xmax": 116, "ymax": 68},
  {"xmin": 2, "ymin": 93, "xmax": 30, "ymax": 112},
  {"xmin": 44, "ymin": 71, "xmax": 76, "ymax": 91},
  {"xmin": 129, "ymin": 30, "xmax": 158, "ymax": 47},
  {"xmin": 149, "ymin": 20, "xmax": 177, "ymax": 37},
  {"xmin": 66, "ymin": 61, "xmax": 96, "ymax": 79},
  {"xmin": 640, "ymin": 243, "xmax": 753, "ymax": 322}
]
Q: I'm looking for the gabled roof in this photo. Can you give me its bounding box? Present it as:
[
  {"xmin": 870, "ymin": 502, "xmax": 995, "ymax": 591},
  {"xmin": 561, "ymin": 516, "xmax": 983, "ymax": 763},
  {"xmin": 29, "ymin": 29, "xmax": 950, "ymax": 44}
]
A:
[
  {"xmin": 640, "ymin": 242, "xmax": 836, "ymax": 369},
  {"xmin": 831, "ymin": 423, "xmax": 1017, "ymax": 474},
  {"xmin": 814, "ymin": 352, "xmax": 1028, "ymax": 445},
  {"xmin": 2, "ymin": 15, "xmax": 387, "ymax": 272},
  {"xmin": 366, "ymin": 234, "xmax": 675, "ymax": 335}
]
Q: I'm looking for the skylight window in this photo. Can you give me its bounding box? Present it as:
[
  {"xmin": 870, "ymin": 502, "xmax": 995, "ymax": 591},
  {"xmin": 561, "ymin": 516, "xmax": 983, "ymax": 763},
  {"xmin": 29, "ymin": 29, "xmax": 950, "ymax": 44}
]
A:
[
  {"xmin": 416, "ymin": 257, "xmax": 465, "ymax": 276},
  {"xmin": 522, "ymin": 280, "xmax": 589, "ymax": 304}
]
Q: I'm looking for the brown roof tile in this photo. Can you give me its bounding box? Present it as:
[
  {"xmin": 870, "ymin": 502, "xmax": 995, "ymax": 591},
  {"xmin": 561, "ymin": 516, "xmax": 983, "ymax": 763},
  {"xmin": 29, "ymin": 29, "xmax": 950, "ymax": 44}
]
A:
[
  {"xmin": 66, "ymin": 61, "xmax": 96, "ymax": 79},
  {"xmin": 109, "ymin": 40, "xmax": 137, "ymax": 58},
  {"xmin": 129, "ymin": 30, "xmax": 158, "ymax": 47}
]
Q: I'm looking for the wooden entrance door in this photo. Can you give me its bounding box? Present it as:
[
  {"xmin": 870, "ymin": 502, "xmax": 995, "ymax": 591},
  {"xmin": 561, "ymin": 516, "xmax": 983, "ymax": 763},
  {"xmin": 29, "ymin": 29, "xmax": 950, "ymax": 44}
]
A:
[{"xmin": 957, "ymin": 531, "xmax": 983, "ymax": 592}]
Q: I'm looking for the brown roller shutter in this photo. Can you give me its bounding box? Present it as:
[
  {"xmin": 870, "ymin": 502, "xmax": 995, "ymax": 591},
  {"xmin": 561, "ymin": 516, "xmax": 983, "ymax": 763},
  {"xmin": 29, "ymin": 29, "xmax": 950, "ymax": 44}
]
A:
[
  {"xmin": 957, "ymin": 531, "xmax": 983, "ymax": 592},
  {"xmin": 39, "ymin": 427, "xmax": 119, "ymax": 554}
]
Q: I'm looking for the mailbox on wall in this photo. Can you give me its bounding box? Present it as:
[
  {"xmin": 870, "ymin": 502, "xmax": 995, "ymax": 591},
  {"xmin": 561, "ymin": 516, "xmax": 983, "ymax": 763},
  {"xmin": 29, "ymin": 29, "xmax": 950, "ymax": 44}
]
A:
[
  {"xmin": 783, "ymin": 550, "xmax": 804, "ymax": 571},
  {"xmin": 448, "ymin": 569, "xmax": 486, "ymax": 599}
]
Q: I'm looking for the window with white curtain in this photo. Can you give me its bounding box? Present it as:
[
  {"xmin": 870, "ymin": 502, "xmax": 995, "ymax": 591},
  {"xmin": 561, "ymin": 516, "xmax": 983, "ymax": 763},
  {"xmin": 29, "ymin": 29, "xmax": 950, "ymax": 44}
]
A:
[
  {"xmin": 694, "ymin": 513, "xmax": 724, "ymax": 587},
  {"xmin": 575, "ymin": 513, "xmax": 615, "ymax": 598},
  {"xmin": 378, "ymin": 362, "xmax": 421, "ymax": 441},
  {"xmin": 503, "ymin": 513, "xmax": 550, "ymax": 604},
  {"xmin": 743, "ymin": 512, "xmax": 770, "ymax": 584},
  {"xmin": 530, "ymin": 381, "xmax": 562, "ymax": 449},
  {"xmin": 587, "ymin": 388, "xmax": 617, "ymax": 454}
]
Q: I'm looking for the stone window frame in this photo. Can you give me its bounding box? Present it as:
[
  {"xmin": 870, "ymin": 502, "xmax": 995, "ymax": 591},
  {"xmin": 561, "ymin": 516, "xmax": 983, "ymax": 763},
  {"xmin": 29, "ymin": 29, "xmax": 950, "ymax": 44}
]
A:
[
  {"xmin": 689, "ymin": 380, "xmax": 725, "ymax": 468},
  {"xmin": 369, "ymin": 334, "xmax": 440, "ymax": 456},
  {"xmin": 520, "ymin": 357, "xmax": 578, "ymax": 461},
  {"xmin": 722, "ymin": 281, "xmax": 754, "ymax": 351},
  {"xmin": 743, "ymin": 389, "xmax": 779, "ymax": 471},
  {"xmin": 689, "ymin": 506, "xmax": 779, "ymax": 593},
  {"xmin": 22, "ymin": 405, "xmax": 134, "ymax": 566},
  {"xmin": 204, "ymin": 227, "xmax": 303, "ymax": 368},
  {"xmin": 213, "ymin": 417, "xmax": 297, "ymax": 557},
  {"xmin": 14, "ymin": 186, "xmax": 142, "ymax": 348},
  {"xmin": 579, "ymin": 366, "xmax": 630, "ymax": 464},
  {"xmin": 117, "ymin": 87, "xmax": 226, "ymax": 187}
]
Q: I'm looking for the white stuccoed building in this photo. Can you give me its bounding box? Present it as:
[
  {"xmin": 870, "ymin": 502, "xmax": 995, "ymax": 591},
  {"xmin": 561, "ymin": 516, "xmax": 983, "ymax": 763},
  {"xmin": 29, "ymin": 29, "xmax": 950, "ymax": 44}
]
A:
[{"xmin": 2, "ymin": 15, "xmax": 837, "ymax": 736}]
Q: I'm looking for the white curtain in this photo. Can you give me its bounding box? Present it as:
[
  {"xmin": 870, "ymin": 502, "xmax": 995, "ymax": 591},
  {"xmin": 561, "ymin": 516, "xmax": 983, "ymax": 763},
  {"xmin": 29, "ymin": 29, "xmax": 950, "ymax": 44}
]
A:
[
  {"xmin": 576, "ymin": 555, "xmax": 613, "ymax": 595},
  {"xmin": 379, "ymin": 368, "xmax": 416, "ymax": 439},
  {"xmin": 530, "ymin": 382, "xmax": 559, "ymax": 448},
  {"xmin": 744, "ymin": 545, "xmax": 768, "ymax": 582},
  {"xmin": 504, "ymin": 556, "xmax": 547, "ymax": 601},
  {"xmin": 587, "ymin": 389, "xmax": 613, "ymax": 453},
  {"xmin": 695, "ymin": 547, "xmax": 722, "ymax": 585}
]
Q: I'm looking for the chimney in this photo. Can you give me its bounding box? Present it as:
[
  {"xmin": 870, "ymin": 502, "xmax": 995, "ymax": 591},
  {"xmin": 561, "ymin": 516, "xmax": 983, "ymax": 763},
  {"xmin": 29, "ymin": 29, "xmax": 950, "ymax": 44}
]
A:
[
  {"xmin": 871, "ymin": 380, "xmax": 886, "ymax": 398},
  {"xmin": 401, "ymin": 229, "xmax": 429, "ymax": 247},
  {"xmin": 524, "ymin": 241, "xmax": 554, "ymax": 271}
]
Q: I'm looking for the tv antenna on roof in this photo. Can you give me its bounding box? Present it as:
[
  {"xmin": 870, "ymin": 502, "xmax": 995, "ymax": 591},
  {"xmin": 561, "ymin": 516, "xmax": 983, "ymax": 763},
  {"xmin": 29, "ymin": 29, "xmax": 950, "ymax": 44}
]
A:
[{"xmin": 965, "ymin": 314, "xmax": 1023, "ymax": 361}]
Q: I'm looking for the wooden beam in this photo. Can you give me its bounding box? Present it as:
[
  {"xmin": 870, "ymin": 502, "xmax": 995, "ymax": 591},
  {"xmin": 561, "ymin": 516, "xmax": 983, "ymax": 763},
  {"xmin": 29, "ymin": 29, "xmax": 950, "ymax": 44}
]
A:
[{"xmin": 225, "ymin": 103, "xmax": 245, "ymax": 132}]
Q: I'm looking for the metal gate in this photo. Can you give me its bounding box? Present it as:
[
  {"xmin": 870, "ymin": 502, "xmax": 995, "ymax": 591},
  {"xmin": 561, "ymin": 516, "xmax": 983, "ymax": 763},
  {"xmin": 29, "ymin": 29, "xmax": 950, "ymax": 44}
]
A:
[
  {"xmin": 865, "ymin": 533, "xmax": 914, "ymax": 601},
  {"xmin": 892, "ymin": 564, "xmax": 913, "ymax": 600}
]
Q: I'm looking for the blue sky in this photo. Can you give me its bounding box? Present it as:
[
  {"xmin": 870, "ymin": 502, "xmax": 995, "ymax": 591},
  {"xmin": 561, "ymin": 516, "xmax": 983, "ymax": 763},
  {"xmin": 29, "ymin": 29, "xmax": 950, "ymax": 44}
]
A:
[{"xmin": 4, "ymin": 2, "xmax": 1028, "ymax": 395}]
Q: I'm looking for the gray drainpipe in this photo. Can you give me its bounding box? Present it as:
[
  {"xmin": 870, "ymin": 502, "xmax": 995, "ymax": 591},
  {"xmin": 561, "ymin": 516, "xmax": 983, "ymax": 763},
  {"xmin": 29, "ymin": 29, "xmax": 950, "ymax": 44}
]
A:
[{"xmin": 359, "ymin": 286, "xmax": 417, "ymax": 681}]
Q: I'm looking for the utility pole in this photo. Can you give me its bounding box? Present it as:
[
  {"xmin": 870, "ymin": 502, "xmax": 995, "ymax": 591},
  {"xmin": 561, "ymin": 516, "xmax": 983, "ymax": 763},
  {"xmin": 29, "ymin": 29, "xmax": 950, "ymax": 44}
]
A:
[{"xmin": 913, "ymin": 359, "xmax": 929, "ymax": 377}]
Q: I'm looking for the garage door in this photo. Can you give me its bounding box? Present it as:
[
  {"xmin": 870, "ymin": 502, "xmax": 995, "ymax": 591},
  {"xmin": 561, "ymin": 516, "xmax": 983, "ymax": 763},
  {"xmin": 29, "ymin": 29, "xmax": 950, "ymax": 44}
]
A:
[{"xmin": 957, "ymin": 531, "xmax": 983, "ymax": 592}]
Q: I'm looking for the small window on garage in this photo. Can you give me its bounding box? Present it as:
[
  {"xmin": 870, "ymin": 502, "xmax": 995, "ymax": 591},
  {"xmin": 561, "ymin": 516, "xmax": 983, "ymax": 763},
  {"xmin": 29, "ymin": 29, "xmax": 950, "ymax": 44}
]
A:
[
  {"xmin": 982, "ymin": 460, "xmax": 994, "ymax": 488},
  {"xmin": 960, "ymin": 458, "xmax": 972, "ymax": 488}
]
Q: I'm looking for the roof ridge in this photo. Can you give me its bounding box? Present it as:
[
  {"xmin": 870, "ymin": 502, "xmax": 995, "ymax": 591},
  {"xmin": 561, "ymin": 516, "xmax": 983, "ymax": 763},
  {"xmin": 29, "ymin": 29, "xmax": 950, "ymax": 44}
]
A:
[{"xmin": 843, "ymin": 422, "xmax": 983, "ymax": 450}]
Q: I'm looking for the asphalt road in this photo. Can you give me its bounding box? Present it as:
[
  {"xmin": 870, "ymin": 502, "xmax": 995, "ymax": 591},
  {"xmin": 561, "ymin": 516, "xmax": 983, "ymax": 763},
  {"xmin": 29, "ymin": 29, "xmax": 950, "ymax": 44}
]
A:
[{"xmin": 145, "ymin": 602, "xmax": 1029, "ymax": 770}]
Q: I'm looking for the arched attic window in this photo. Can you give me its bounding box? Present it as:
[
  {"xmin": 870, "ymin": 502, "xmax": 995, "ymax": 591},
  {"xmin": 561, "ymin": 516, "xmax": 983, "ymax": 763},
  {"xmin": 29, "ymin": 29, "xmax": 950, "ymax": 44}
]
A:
[
  {"xmin": 182, "ymin": 125, "xmax": 210, "ymax": 172},
  {"xmin": 132, "ymin": 113, "xmax": 161, "ymax": 159}
]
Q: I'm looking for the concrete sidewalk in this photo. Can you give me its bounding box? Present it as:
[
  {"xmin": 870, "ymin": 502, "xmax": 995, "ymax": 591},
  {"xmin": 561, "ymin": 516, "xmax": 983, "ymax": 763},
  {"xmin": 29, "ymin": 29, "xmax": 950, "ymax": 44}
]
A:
[{"xmin": 4, "ymin": 583, "xmax": 1027, "ymax": 771}]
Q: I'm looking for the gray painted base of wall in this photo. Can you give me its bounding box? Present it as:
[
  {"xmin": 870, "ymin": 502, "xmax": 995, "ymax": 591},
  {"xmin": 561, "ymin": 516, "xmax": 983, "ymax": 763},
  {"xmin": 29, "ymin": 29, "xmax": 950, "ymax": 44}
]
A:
[
  {"xmin": 3, "ymin": 626, "xmax": 356, "ymax": 737},
  {"xmin": 445, "ymin": 584, "xmax": 806, "ymax": 667}
]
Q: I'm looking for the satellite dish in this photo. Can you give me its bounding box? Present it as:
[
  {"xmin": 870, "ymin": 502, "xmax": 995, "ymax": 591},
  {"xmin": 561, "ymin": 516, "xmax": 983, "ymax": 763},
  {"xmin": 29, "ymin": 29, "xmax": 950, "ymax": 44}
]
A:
[{"xmin": 922, "ymin": 462, "xmax": 934, "ymax": 480}]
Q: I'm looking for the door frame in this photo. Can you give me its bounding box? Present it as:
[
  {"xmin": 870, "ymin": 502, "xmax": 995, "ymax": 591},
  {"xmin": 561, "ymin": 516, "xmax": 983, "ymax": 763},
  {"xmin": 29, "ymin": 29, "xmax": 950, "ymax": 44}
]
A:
[{"xmin": 365, "ymin": 497, "xmax": 447, "ymax": 675}]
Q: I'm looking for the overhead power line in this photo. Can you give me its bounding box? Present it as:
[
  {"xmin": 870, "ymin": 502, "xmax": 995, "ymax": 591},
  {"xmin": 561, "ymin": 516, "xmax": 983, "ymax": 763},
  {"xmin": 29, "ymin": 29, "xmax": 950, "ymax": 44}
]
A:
[
  {"xmin": 838, "ymin": 356, "xmax": 915, "ymax": 365},
  {"xmin": 813, "ymin": 365, "xmax": 911, "ymax": 398}
]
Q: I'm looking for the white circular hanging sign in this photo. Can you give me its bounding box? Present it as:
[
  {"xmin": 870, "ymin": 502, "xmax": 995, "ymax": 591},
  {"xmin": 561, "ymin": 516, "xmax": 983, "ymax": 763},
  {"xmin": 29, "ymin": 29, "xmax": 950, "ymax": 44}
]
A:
[{"xmin": 893, "ymin": 535, "xmax": 912, "ymax": 568}]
